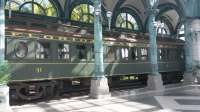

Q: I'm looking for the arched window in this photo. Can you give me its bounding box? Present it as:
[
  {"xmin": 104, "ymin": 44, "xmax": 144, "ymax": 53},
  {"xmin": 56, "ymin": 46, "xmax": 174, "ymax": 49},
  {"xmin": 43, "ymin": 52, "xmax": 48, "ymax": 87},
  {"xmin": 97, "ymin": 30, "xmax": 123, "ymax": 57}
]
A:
[
  {"xmin": 71, "ymin": 4, "xmax": 94, "ymax": 23},
  {"xmin": 157, "ymin": 21, "xmax": 171, "ymax": 36},
  {"xmin": 115, "ymin": 13, "xmax": 139, "ymax": 31},
  {"xmin": 5, "ymin": 0, "xmax": 58, "ymax": 17},
  {"xmin": 178, "ymin": 24, "xmax": 185, "ymax": 41}
]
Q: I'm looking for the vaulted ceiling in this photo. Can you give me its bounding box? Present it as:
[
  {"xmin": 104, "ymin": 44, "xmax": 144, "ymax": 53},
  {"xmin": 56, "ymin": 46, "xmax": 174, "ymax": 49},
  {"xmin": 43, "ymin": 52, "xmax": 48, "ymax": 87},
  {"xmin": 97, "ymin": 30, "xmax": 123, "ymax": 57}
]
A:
[
  {"xmin": 6, "ymin": 0, "xmax": 186, "ymax": 35},
  {"xmin": 55, "ymin": 0, "xmax": 185, "ymax": 34}
]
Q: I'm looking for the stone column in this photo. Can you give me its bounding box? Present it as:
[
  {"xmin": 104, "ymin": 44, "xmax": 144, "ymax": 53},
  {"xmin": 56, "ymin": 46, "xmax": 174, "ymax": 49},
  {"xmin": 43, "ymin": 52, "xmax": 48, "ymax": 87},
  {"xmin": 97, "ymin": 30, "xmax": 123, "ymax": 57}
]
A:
[
  {"xmin": 146, "ymin": 0, "xmax": 164, "ymax": 90},
  {"xmin": 183, "ymin": 0, "xmax": 200, "ymax": 84},
  {"xmin": 183, "ymin": 19, "xmax": 194, "ymax": 84},
  {"xmin": 184, "ymin": 19, "xmax": 200, "ymax": 84},
  {"xmin": 0, "ymin": 0, "xmax": 5, "ymax": 62},
  {"xmin": 0, "ymin": 1, "xmax": 11, "ymax": 112},
  {"xmin": 90, "ymin": 0, "xmax": 110, "ymax": 99},
  {"xmin": 193, "ymin": 30, "xmax": 200, "ymax": 84}
]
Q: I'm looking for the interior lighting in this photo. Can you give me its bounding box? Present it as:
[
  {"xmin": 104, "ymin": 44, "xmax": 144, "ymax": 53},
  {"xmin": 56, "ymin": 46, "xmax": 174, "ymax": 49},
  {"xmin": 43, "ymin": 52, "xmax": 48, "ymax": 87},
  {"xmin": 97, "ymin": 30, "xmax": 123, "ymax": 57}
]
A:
[{"xmin": 106, "ymin": 11, "xmax": 112, "ymax": 31}]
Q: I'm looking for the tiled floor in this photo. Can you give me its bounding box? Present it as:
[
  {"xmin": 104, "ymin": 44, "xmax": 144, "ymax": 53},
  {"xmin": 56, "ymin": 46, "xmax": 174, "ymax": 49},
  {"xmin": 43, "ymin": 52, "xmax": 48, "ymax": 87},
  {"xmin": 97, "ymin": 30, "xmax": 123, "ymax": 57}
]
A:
[{"xmin": 10, "ymin": 85, "xmax": 200, "ymax": 112}]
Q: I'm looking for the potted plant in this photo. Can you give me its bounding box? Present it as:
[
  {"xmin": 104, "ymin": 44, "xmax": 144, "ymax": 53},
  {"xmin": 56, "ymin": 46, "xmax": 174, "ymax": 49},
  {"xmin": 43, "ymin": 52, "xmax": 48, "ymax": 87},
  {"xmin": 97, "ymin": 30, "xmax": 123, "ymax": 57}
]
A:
[{"xmin": 0, "ymin": 62, "xmax": 11, "ymax": 111}]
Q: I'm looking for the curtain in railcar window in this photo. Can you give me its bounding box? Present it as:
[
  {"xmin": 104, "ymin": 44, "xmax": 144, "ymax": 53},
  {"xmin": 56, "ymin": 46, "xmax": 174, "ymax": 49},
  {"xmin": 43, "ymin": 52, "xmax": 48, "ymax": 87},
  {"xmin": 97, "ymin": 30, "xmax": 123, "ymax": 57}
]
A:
[
  {"xmin": 140, "ymin": 48, "xmax": 148, "ymax": 61},
  {"xmin": 131, "ymin": 47, "xmax": 138, "ymax": 61},
  {"xmin": 36, "ymin": 42, "xmax": 50, "ymax": 59},
  {"xmin": 76, "ymin": 45, "xmax": 87, "ymax": 60},
  {"xmin": 58, "ymin": 44, "xmax": 70, "ymax": 60},
  {"xmin": 121, "ymin": 48, "xmax": 129, "ymax": 60},
  {"xmin": 106, "ymin": 47, "xmax": 116, "ymax": 62}
]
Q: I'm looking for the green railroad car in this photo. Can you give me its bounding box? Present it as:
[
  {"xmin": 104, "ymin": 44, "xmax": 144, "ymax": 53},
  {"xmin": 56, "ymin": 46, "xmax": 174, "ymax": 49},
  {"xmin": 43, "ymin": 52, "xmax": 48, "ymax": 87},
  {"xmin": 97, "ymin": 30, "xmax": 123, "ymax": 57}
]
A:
[{"xmin": 5, "ymin": 26, "xmax": 185, "ymax": 101}]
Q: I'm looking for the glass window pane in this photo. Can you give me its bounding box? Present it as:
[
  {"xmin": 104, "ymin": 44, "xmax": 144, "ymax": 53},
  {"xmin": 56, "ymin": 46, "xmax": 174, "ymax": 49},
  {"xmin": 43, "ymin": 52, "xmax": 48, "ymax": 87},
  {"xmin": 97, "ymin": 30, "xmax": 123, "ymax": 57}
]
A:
[
  {"xmin": 46, "ymin": 7, "xmax": 57, "ymax": 17},
  {"xmin": 33, "ymin": 4, "xmax": 45, "ymax": 15},
  {"xmin": 20, "ymin": 3, "xmax": 32, "ymax": 13},
  {"xmin": 5, "ymin": 1, "xmax": 20, "ymax": 10},
  {"xmin": 36, "ymin": 42, "xmax": 50, "ymax": 59},
  {"xmin": 6, "ymin": 0, "xmax": 58, "ymax": 17},
  {"xmin": 116, "ymin": 12, "xmax": 139, "ymax": 31},
  {"xmin": 58, "ymin": 43, "xmax": 70, "ymax": 60},
  {"xmin": 71, "ymin": 4, "xmax": 94, "ymax": 23},
  {"xmin": 121, "ymin": 13, "xmax": 126, "ymax": 19},
  {"xmin": 127, "ymin": 22, "xmax": 133, "ymax": 30}
]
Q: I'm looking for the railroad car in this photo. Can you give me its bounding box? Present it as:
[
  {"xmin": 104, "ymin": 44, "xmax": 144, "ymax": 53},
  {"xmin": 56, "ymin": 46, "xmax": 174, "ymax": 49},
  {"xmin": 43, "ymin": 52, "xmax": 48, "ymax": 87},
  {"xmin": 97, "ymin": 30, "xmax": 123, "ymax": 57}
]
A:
[{"xmin": 5, "ymin": 17, "xmax": 185, "ymax": 101}]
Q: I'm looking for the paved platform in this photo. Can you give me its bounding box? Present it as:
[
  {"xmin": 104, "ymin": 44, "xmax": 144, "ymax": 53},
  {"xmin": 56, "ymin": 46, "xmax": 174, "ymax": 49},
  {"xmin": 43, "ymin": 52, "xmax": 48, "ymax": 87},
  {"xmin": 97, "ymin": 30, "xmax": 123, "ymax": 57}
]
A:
[{"xmin": 10, "ymin": 84, "xmax": 200, "ymax": 112}]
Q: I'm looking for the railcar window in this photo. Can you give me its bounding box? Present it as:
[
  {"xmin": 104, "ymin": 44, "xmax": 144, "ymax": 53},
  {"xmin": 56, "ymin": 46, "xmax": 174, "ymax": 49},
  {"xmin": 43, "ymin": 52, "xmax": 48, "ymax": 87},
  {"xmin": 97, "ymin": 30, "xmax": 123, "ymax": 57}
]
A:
[
  {"xmin": 76, "ymin": 45, "xmax": 87, "ymax": 60},
  {"xmin": 180, "ymin": 50, "xmax": 184, "ymax": 60},
  {"xmin": 158, "ymin": 49, "xmax": 165, "ymax": 61},
  {"xmin": 121, "ymin": 48, "xmax": 129, "ymax": 60},
  {"xmin": 91, "ymin": 45, "xmax": 95, "ymax": 60},
  {"xmin": 105, "ymin": 46, "xmax": 116, "ymax": 62},
  {"xmin": 140, "ymin": 48, "xmax": 148, "ymax": 61},
  {"xmin": 58, "ymin": 44, "xmax": 70, "ymax": 60},
  {"xmin": 131, "ymin": 47, "xmax": 138, "ymax": 61},
  {"xmin": 177, "ymin": 48, "xmax": 184, "ymax": 61},
  {"xmin": 86, "ymin": 44, "xmax": 94, "ymax": 61},
  {"xmin": 36, "ymin": 42, "xmax": 50, "ymax": 59},
  {"xmin": 163, "ymin": 49, "xmax": 168, "ymax": 61},
  {"xmin": 170, "ymin": 49, "xmax": 176, "ymax": 61},
  {"xmin": 174, "ymin": 49, "xmax": 178, "ymax": 60},
  {"xmin": 167, "ymin": 49, "xmax": 176, "ymax": 61},
  {"xmin": 166, "ymin": 49, "xmax": 170, "ymax": 60}
]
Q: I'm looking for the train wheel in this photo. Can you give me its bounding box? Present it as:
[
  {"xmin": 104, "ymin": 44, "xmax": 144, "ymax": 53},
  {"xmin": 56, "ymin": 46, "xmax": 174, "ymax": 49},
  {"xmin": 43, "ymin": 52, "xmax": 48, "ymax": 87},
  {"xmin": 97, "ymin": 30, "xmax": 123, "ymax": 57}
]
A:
[
  {"xmin": 12, "ymin": 81, "xmax": 57, "ymax": 101},
  {"xmin": 15, "ymin": 83, "xmax": 44, "ymax": 101}
]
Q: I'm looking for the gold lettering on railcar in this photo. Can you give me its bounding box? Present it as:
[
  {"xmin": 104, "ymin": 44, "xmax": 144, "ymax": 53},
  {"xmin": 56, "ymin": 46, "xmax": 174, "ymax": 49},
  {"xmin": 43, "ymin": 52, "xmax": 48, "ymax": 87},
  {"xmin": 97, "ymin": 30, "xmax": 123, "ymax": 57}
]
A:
[
  {"xmin": 28, "ymin": 33, "xmax": 33, "ymax": 38},
  {"xmin": 58, "ymin": 37, "xmax": 63, "ymax": 40},
  {"xmin": 5, "ymin": 31, "xmax": 12, "ymax": 36},
  {"xmin": 63, "ymin": 38, "xmax": 67, "ymax": 41},
  {"xmin": 11, "ymin": 32, "xmax": 16, "ymax": 36},
  {"xmin": 36, "ymin": 67, "xmax": 43, "ymax": 73}
]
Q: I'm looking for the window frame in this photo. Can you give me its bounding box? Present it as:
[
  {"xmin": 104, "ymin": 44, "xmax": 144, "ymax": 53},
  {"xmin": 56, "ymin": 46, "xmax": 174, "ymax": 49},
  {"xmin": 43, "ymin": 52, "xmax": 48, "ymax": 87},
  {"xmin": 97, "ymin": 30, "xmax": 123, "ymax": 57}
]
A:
[{"xmin": 5, "ymin": 0, "xmax": 59, "ymax": 17}]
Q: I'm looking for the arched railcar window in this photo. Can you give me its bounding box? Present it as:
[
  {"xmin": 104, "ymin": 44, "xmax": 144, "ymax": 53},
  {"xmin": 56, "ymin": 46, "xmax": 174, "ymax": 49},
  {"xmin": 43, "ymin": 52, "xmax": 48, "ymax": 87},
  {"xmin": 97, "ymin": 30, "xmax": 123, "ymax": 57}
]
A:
[
  {"xmin": 5, "ymin": 0, "xmax": 58, "ymax": 17},
  {"xmin": 115, "ymin": 13, "xmax": 139, "ymax": 31},
  {"xmin": 71, "ymin": 4, "xmax": 94, "ymax": 23}
]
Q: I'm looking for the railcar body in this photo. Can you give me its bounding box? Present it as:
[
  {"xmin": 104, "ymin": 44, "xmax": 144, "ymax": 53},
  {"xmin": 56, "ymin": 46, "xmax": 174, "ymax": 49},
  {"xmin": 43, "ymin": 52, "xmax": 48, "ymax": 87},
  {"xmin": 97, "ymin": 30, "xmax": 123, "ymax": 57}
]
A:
[
  {"xmin": 5, "ymin": 24, "xmax": 185, "ymax": 101},
  {"xmin": 6, "ymin": 27, "xmax": 185, "ymax": 81}
]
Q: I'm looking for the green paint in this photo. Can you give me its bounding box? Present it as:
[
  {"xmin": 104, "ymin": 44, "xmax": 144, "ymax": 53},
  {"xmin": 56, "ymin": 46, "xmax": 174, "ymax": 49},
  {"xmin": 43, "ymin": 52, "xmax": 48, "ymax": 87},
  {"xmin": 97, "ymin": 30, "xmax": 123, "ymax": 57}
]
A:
[
  {"xmin": 147, "ymin": 0, "xmax": 159, "ymax": 75},
  {"xmin": 9, "ymin": 62, "xmax": 184, "ymax": 82},
  {"xmin": 94, "ymin": 0, "xmax": 104, "ymax": 78},
  {"xmin": 184, "ymin": 19, "xmax": 193, "ymax": 72}
]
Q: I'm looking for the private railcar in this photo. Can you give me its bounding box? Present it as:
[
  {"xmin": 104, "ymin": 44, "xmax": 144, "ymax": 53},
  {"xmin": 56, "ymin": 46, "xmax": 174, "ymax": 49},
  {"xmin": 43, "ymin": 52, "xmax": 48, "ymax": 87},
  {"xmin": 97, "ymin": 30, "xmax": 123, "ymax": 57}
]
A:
[{"xmin": 5, "ymin": 18, "xmax": 185, "ymax": 101}]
